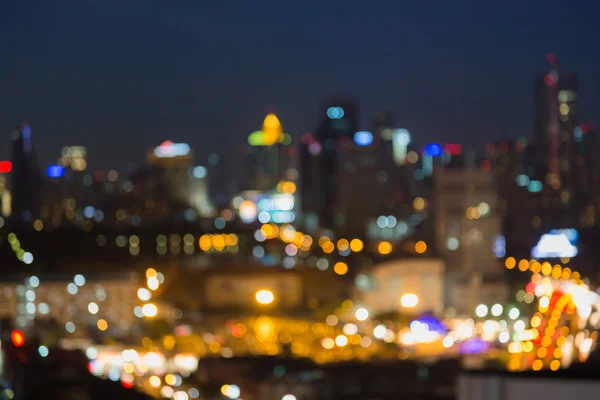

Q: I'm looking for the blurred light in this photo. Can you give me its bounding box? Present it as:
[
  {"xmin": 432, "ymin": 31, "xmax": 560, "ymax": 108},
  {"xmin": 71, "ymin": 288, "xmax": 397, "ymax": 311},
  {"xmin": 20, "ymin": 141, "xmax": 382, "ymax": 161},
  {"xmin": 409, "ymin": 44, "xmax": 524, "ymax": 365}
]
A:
[
  {"xmin": 508, "ymin": 308, "xmax": 520, "ymax": 320},
  {"xmin": 327, "ymin": 107, "xmax": 344, "ymax": 119},
  {"xmin": 97, "ymin": 319, "xmax": 108, "ymax": 331},
  {"xmin": 67, "ymin": 283, "xmax": 78, "ymax": 295},
  {"xmin": 425, "ymin": 143, "xmax": 443, "ymax": 157},
  {"xmin": 147, "ymin": 276, "xmax": 160, "ymax": 290},
  {"xmin": 475, "ymin": 304, "xmax": 488, "ymax": 318},
  {"xmin": 378, "ymin": 241, "xmax": 392, "ymax": 255},
  {"xmin": 527, "ymin": 180, "xmax": 543, "ymax": 193},
  {"xmin": 373, "ymin": 324, "xmax": 386, "ymax": 339},
  {"xmin": 88, "ymin": 302, "xmax": 99, "ymax": 315},
  {"xmin": 11, "ymin": 330, "xmax": 25, "ymax": 347},
  {"xmin": 65, "ymin": 322, "xmax": 76, "ymax": 333},
  {"xmin": 350, "ymin": 238, "xmax": 364, "ymax": 252},
  {"xmin": 138, "ymin": 288, "xmax": 152, "ymax": 301},
  {"xmin": 142, "ymin": 303, "xmax": 158, "ymax": 317},
  {"xmin": 415, "ymin": 241, "xmax": 427, "ymax": 254},
  {"xmin": 335, "ymin": 335, "xmax": 348, "ymax": 347},
  {"xmin": 354, "ymin": 131, "xmax": 373, "ymax": 146},
  {"xmin": 154, "ymin": 142, "xmax": 190, "ymax": 158},
  {"xmin": 0, "ymin": 161, "xmax": 12, "ymax": 173},
  {"xmin": 282, "ymin": 395, "xmax": 297, "ymax": 400},
  {"xmin": 401, "ymin": 294, "xmax": 418, "ymax": 308},
  {"xmin": 334, "ymin": 262, "xmax": 348, "ymax": 275},
  {"xmin": 192, "ymin": 166, "xmax": 207, "ymax": 179},
  {"xmin": 491, "ymin": 304, "xmax": 503, "ymax": 317},
  {"xmin": 23, "ymin": 252, "xmax": 33, "ymax": 264},
  {"xmin": 38, "ymin": 345, "xmax": 49, "ymax": 357},
  {"xmin": 46, "ymin": 164, "xmax": 64, "ymax": 178},
  {"xmin": 74, "ymin": 274, "xmax": 86, "ymax": 286},
  {"xmin": 256, "ymin": 289, "xmax": 274, "ymax": 305},
  {"xmin": 355, "ymin": 307, "xmax": 369, "ymax": 321}
]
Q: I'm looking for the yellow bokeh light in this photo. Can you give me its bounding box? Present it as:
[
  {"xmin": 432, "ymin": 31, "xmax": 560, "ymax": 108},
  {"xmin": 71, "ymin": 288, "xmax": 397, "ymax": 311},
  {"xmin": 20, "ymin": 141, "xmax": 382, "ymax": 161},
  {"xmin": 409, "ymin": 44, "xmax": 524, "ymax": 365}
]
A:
[
  {"xmin": 518, "ymin": 259, "xmax": 529, "ymax": 272},
  {"xmin": 334, "ymin": 262, "xmax": 348, "ymax": 276},
  {"xmin": 350, "ymin": 238, "xmax": 364, "ymax": 252},
  {"xmin": 199, "ymin": 235, "xmax": 211, "ymax": 251},
  {"xmin": 33, "ymin": 220, "xmax": 44, "ymax": 232},
  {"xmin": 415, "ymin": 241, "xmax": 427, "ymax": 254},
  {"xmin": 541, "ymin": 262, "xmax": 552, "ymax": 276},
  {"xmin": 322, "ymin": 241, "xmax": 335, "ymax": 254},
  {"xmin": 97, "ymin": 319, "xmax": 108, "ymax": 331},
  {"xmin": 123, "ymin": 362, "xmax": 134, "ymax": 374},
  {"xmin": 505, "ymin": 257, "xmax": 516, "ymax": 269},
  {"xmin": 163, "ymin": 335, "xmax": 176, "ymax": 351},
  {"xmin": 532, "ymin": 359, "xmax": 543, "ymax": 371},
  {"xmin": 378, "ymin": 241, "xmax": 393, "ymax": 255},
  {"xmin": 413, "ymin": 197, "xmax": 426, "ymax": 211},
  {"xmin": 550, "ymin": 360, "xmax": 561, "ymax": 371},
  {"xmin": 337, "ymin": 239, "xmax": 349, "ymax": 251},
  {"xmin": 531, "ymin": 316, "xmax": 541, "ymax": 328},
  {"xmin": 146, "ymin": 268, "xmax": 157, "ymax": 278},
  {"xmin": 165, "ymin": 374, "xmax": 176, "ymax": 386},
  {"xmin": 212, "ymin": 235, "xmax": 225, "ymax": 251}
]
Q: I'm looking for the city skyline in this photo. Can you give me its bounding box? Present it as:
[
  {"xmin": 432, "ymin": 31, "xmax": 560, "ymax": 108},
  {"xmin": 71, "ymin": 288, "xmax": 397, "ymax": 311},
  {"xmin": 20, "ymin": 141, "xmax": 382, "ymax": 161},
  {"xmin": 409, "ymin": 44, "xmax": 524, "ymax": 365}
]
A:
[{"xmin": 1, "ymin": 0, "xmax": 600, "ymax": 171}]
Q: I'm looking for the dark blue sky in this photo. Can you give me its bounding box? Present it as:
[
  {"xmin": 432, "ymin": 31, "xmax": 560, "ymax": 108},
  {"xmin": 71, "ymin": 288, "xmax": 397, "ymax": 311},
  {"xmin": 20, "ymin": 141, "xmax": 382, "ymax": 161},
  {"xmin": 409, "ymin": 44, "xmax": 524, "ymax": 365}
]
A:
[{"xmin": 1, "ymin": 0, "xmax": 599, "ymax": 173}]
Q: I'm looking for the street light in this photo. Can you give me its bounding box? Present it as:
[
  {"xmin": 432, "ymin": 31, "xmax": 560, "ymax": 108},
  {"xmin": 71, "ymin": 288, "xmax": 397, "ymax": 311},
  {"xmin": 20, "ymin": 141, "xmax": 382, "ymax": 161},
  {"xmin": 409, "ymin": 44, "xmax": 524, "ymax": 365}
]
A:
[{"xmin": 255, "ymin": 290, "xmax": 274, "ymax": 305}]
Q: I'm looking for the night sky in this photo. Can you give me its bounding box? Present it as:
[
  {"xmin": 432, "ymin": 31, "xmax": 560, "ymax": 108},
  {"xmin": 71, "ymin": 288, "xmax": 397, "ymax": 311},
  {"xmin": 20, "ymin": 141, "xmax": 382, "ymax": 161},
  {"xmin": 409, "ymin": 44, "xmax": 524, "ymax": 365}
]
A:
[{"xmin": 1, "ymin": 0, "xmax": 599, "ymax": 174}]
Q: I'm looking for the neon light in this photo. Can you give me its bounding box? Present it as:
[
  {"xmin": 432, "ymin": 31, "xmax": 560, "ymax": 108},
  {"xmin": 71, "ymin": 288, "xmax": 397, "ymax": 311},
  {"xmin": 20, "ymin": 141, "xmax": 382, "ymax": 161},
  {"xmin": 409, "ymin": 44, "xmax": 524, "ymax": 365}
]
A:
[
  {"xmin": 154, "ymin": 143, "xmax": 190, "ymax": 158},
  {"xmin": 0, "ymin": 161, "xmax": 12, "ymax": 173},
  {"xmin": 531, "ymin": 232, "xmax": 578, "ymax": 258},
  {"xmin": 46, "ymin": 165, "xmax": 64, "ymax": 178},
  {"xmin": 354, "ymin": 131, "xmax": 373, "ymax": 146},
  {"xmin": 460, "ymin": 339, "xmax": 488, "ymax": 354},
  {"xmin": 425, "ymin": 143, "xmax": 443, "ymax": 157}
]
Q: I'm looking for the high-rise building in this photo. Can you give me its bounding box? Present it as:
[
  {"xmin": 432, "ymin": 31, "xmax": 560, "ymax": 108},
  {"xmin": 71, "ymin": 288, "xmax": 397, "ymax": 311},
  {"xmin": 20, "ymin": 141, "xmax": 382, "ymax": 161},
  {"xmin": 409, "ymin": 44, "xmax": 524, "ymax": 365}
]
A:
[
  {"xmin": 9, "ymin": 122, "xmax": 42, "ymax": 220},
  {"xmin": 301, "ymin": 99, "xmax": 359, "ymax": 231},
  {"xmin": 535, "ymin": 54, "xmax": 579, "ymax": 198}
]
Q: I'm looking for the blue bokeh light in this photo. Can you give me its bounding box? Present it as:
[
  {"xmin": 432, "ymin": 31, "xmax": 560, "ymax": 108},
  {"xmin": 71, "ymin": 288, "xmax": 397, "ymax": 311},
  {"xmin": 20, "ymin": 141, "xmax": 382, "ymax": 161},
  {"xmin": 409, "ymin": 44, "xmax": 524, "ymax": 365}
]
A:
[
  {"xmin": 354, "ymin": 131, "xmax": 373, "ymax": 146},
  {"xmin": 425, "ymin": 143, "xmax": 443, "ymax": 157},
  {"xmin": 47, "ymin": 165, "xmax": 64, "ymax": 178}
]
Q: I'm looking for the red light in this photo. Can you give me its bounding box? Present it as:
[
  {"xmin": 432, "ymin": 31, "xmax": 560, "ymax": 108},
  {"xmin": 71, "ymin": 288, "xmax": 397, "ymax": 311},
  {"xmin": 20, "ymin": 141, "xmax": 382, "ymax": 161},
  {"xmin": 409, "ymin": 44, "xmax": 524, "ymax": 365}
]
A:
[
  {"xmin": 444, "ymin": 144, "xmax": 462, "ymax": 155},
  {"xmin": 301, "ymin": 133, "xmax": 314, "ymax": 145},
  {"xmin": 160, "ymin": 140, "xmax": 173, "ymax": 147},
  {"xmin": 546, "ymin": 53, "xmax": 556, "ymax": 64},
  {"xmin": 544, "ymin": 74, "xmax": 554, "ymax": 86},
  {"xmin": 11, "ymin": 330, "xmax": 25, "ymax": 347},
  {"xmin": 480, "ymin": 160, "xmax": 491, "ymax": 172},
  {"xmin": 121, "ymin": 380, "xmax": 133, "ymax": 389},
  {"xmin": 485, "ymin": 142, "xmax": 495, "ymax": 155},
  {"xmin": 0, "ymin": 161, "xmax": 12, "ymax": 173},
  {"xmin": 499, "ymin": 142, "xmax": 509, "ymax": 153},
  {"xmin": 580, "ymin": 124, "xmax": 588, "ymax": 134}
]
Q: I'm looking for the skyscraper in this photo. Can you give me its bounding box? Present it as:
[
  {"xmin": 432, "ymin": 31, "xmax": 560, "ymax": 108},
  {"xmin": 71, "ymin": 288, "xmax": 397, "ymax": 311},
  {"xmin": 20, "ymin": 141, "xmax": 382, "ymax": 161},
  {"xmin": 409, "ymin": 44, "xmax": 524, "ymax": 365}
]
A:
[
  {"xmin": 301, "ymin": 99, "xmax": 359, "ymax": 230},
  {"xmin": 10, "ymin": 122, "xmax": 42, "ymax": 220},
  {"xmin": 535, "ymin": 54, "xmax": 579, "ymax": 197}
]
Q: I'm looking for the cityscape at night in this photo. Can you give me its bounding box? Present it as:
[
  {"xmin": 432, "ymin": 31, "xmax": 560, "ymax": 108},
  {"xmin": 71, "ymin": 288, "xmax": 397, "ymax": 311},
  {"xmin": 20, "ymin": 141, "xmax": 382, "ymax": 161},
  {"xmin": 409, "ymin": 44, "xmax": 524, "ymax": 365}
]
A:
[{"xmin": 1, "ymin": 1, "xmax": 600, "ymax": 399}]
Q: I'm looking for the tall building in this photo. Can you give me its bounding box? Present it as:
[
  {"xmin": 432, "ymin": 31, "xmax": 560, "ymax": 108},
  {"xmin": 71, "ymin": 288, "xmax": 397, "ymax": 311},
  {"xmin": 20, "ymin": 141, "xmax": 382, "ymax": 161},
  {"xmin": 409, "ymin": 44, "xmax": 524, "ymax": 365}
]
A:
[
  {"xmin": 301, "ymin": 99, "xmax": 359, "ymax": 231},
  {"xmin": 535, "ymin": 54, "xmax": 579, "ymax": 200},
  {"xmin": 10, "ymin": 122, "xmax": 42, "ymax": 220}
]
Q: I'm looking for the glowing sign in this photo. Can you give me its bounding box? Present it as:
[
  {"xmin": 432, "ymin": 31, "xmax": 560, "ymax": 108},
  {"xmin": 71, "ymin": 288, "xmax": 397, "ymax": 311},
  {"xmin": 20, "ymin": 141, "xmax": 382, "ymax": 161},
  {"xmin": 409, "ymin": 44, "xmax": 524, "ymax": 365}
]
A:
[
  {"xmin": 326, "ymin": 107, "xmax": 344, "ymax": 119},
  {"xmin": 154, "ymin": 141, "xmax": 190, "ymax": 158},
  {"xmin": 531, "ymin": 231, "xmax": 578, "ymax": 259},
  {"xmin": 354, "ymin": 131, "xmax": 373, "ymax": 146},
  {"xmin": 425, "ymin": 143, "xmax": 443, "ymax": 157},
  {"xmin": 46, "ymin": 165, "xmax": 65, "ymax": 178}
]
